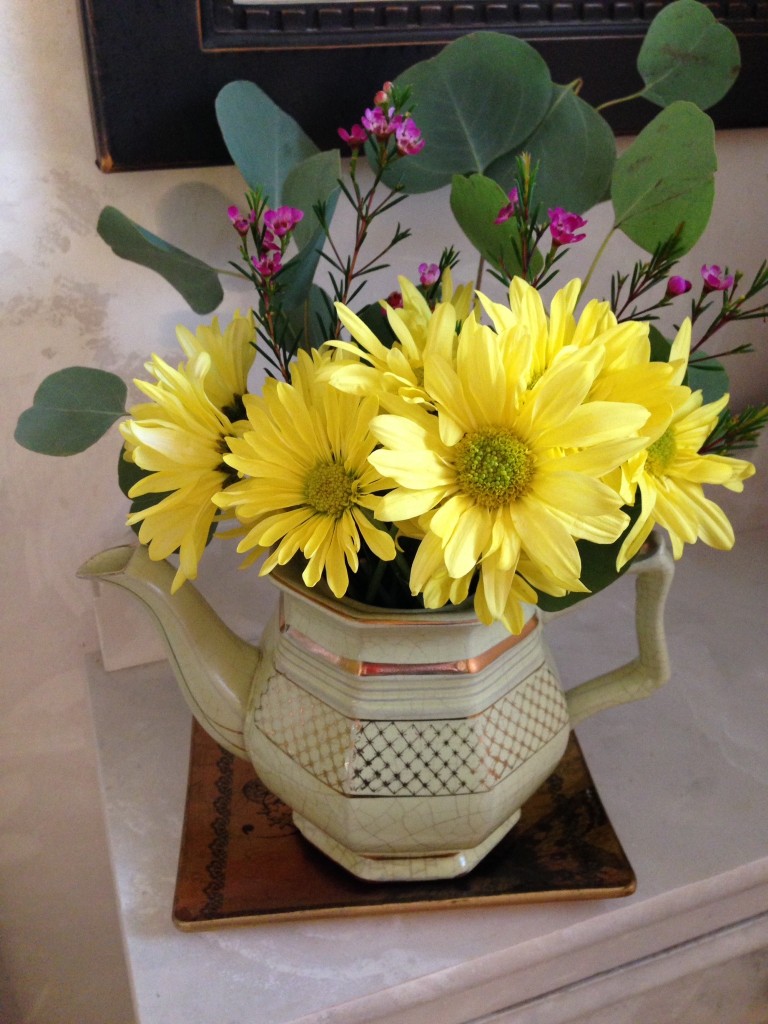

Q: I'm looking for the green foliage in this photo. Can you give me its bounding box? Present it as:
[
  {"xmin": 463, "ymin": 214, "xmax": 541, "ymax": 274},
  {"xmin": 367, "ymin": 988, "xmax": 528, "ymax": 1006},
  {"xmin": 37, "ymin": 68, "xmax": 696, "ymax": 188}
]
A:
[
  {"xmin": 638, "ymin": 0, "xmax": 740, "ymax": 110},
  {"xmin": 278, "ymin": 151, "xmax": 341, "ymax": 309},
  {"xmin": 450, "ymin": 174, "xmax": 527, "ymax": 278},
  {"xmin": 15, "ymin": 368, "xmax": 127, "ymax": 456},
  {"xmin": 215, "ymin": 81, "xmax": 318, "ymax": 202},
  {"xmin": 97, "ymin": 208, "xmax": 223, "ymax": 314},
  {"xmin": 611, "ymin": 102, "xmax": 716, "ymax": 255},
  {"xmin": 487, "ymin": 85, "xmax": 616, "ymax": 215},
  {"xmin": 389, "ymin": 33, "xmax": 553, "ymax": 193}
]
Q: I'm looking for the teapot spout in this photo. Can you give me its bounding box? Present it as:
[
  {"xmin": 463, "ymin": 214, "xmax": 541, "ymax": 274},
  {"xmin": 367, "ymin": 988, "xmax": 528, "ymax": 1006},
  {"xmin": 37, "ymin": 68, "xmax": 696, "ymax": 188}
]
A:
[{"xmin": 78, "ymin": 546, "xmax": 259, "ymax": 758}]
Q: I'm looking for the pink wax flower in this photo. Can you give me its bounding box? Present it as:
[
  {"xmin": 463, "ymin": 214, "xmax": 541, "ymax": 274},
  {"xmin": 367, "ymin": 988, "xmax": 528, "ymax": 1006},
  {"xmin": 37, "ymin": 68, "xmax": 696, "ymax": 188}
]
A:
[
  {"xmin": 264, "ymin": 206, "xmax": 304, "ymax": 238},
  {"xmin": 395, "ymin": 117, "xmax": 425, "ymax": 156},
  {"xmin": 418, "ymin": 262, "xmax": 440, "ymax": 287},
  {"xmin": 227, "ymin": 204, "xmax": 256, "ymax": 236},
  {"xmin": 362, "ymin": 107, "xmax": 395, "ymax": 138},
  {"xmin": 385, "ymin": 290, "xmax": 404, "ymax": 309},
  {"xmin": 261, "ymin": 230, "xmax": 281, "ymax": 253},
  {"xmin": 666, "ymin": 275, "xmax": 693, "ymax": 296},
  {"xmin": 338, "ymin": 124, "xmax": 368, "ymax": 149},
  {"xmin": 494, "ymin": 187, "xmax": 520, "ymax": 225},
  {"xmin": 548, "ymin": 207, "xmax": 587, "ymax": 246},
  {"xmin": 701, "ymin": 264, "xmax": 735, "ymax": 292},
  {"xmin": 252, "ymin": 250, "xmax": 282, "ymax": 278}
]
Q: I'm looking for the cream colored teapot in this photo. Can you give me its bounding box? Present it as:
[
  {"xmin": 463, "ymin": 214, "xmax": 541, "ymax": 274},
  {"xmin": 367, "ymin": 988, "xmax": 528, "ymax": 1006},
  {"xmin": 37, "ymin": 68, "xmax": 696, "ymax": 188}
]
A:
[{"xmin": 79, "ymin": 535, "xmax": 673, "ymax": 882}]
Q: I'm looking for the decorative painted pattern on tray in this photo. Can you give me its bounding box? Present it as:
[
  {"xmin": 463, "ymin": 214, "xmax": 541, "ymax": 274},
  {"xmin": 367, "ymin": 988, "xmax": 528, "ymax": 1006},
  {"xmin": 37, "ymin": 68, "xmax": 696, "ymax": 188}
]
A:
[{"xmin": 173, "ymin": 723, "xmax": 636, "ymax": 928}]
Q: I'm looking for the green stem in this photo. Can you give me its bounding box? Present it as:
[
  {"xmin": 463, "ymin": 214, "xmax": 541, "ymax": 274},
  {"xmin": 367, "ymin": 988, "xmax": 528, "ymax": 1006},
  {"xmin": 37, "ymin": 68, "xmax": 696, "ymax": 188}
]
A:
[
  {"xmin": 596, "ymin": 88, "xmax": 649, "ymax": 113},
  {"xmin": 475, "ymin": 254, "xmax": 486, "ymax": 291}
]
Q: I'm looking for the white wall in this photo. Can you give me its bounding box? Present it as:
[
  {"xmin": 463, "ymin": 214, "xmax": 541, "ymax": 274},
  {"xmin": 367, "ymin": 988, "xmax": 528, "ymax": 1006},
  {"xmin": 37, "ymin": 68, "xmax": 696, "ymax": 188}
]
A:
[{"xmin": 1, "ymin": 2, "xmax": 766, "ymax": 1022}]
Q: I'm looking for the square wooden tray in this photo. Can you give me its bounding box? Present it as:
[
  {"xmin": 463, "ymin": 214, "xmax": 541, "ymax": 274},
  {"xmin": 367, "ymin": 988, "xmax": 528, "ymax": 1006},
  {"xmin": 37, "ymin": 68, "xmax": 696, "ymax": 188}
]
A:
[{"xmin": 173, "ymin": 724, "xmax": 635, "ymax": 928}]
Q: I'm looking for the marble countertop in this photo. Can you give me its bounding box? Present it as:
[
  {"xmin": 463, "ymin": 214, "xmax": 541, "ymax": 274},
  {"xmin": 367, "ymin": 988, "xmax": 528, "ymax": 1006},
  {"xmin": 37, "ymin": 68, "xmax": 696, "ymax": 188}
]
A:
[{"xmin": 87, "ymin": 525, "xmax": 768, "ymax": 1024}]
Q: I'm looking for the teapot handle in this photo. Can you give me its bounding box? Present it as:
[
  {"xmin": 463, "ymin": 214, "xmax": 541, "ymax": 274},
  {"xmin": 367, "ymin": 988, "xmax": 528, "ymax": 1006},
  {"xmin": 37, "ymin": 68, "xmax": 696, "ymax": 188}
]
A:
[{"xmin": 564, "ymin": 531, "xmax": 675, "ymax": 727}]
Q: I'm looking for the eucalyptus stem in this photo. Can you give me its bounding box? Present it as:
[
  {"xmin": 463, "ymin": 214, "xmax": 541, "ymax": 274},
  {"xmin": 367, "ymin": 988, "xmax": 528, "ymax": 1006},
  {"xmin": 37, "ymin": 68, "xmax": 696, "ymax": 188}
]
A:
[{"xmin": 596, "ymin": 88, "xmax": 649, "ymax": 113}]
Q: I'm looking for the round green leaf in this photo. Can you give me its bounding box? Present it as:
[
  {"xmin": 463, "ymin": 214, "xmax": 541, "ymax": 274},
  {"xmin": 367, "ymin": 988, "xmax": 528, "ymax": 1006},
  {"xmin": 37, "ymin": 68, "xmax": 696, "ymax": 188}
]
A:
[
  {"xmin": 97, "ymin": 207, "xmax": 223, "ymax": 315},
  {"xmin": 15, "ymin": 367, "xmax": 127, "ymax": 456},
  {"xmin": 450, "ymin": 174, "xmax": 529, "ymax": 278},
  {"xmin": 388, "ymin": 33, "xmax": 553, "ymax": 194},
  {"xmin": 611, "ymin": 102, "xmax": 716, "ymax": 255},
  {"xmin": 486, "ymin": 85, "xmax": 616, "ymax": 215},
  {"xmin": 638, "ymin": 0, "xmax": 740, "ymax": 110},
  {"xmin": 215, "ymin": 81, "xmax": 318, "ymax": 203}
]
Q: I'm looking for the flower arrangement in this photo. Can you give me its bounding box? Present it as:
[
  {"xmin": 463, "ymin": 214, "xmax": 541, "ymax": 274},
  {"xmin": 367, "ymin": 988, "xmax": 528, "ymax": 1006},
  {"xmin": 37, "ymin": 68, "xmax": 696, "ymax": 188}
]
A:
[{"xmin": 16, "ymin": 0, "xmax": 766, "ymax": 634}]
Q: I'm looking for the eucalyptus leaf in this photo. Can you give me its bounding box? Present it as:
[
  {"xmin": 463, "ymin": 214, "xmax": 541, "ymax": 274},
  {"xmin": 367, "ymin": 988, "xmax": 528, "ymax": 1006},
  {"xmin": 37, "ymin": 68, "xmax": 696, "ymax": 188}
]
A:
[
  {"xmin": 388, "ymin": 33, "xmax": 553, "ymax": 194},
  {"xmin": 638, "ymin": 0, "xmax": 740, "ymax": 110},
  {"xmin": 215, "ymin": 81, "xmax": 317, "ymax": 203},
  {"xmin": 450, "ymin": 174, "xmax": 528, "ymax": 278},
  {"xmin": 97, "ymin": 207, "xmax": 223, "ymax": 314},
  {"xmin": 15, "ymin": 367, "xmax": 127, "ymax": 456},
  {"xmin": 487, "ymin": 85, "xmax": 616, "ymax": 215},
  {"xmin": 282, "ymin": 150, "xmax": 341, "ymax": 251},
  {"xmin": 611, "ymin": 102, "xmax": 716, "ymax": 255}
]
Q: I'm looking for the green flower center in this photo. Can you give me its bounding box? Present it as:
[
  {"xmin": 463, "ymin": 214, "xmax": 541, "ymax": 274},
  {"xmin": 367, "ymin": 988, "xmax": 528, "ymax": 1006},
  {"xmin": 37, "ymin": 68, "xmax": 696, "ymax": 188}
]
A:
[
  {"xmin": 304, "ymin": 461, "xmax": 356, "ymax": 518},
  {"xmin": 646, "ymin": 428, "xmax": 677, "ymax": 477},
  {"xmin": 453, "ymin": 428, "xmax": 534, "ymax": 508}
]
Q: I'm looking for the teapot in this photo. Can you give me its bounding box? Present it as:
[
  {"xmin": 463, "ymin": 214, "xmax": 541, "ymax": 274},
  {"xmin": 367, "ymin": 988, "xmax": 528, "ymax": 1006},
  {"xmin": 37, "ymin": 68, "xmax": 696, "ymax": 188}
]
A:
[{"xmin": 78, "ymin": 536, "xmax": 673, "ymax": 882}]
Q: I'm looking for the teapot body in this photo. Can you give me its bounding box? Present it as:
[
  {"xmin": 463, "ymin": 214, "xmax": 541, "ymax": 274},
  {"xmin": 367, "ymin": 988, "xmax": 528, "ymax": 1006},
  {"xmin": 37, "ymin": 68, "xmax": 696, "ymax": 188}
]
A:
[{"xmin": 244, "ymin": 564, "xmax": 570, "ymax": 882}]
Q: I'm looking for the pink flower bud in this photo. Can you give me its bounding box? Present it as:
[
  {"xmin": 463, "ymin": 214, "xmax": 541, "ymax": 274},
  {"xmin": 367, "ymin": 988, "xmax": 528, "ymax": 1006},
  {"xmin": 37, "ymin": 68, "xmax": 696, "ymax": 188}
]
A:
[
  {"xmin": 701, "ymin": 264, "xmax": 734, "ymax": 292},
  {"xmin": 548, "ymin": 207, "xmax": 587, "ymax": 246},
  {"xmin": 385, "ymin": 290, "xmax": 404, "ymax": 310},
  {"xmin": 227, "ymin": 204, "xmax": 256, "ymax": 236},
  {"xmin": 263, "ymin": 206, "xmax": 304, "ymax": 238},
  {"xmin": 374, "ymin": 81, "xmax": 395, "ymax": 106},
  {"xmin": 418, "ymin": 262, "xmax": 440, "ymax": 287},
  {"xmin": 494, "ymin": 188, "xmax": 520, "ymax": 225},
  {"xmin": 666, "ymin": 275, "xmax": 692, "ymax": 297}
]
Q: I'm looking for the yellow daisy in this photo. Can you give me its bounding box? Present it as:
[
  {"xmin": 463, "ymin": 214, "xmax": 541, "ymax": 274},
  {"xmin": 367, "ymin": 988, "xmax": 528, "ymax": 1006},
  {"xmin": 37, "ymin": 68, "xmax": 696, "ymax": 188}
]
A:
[
  {"xmin": 617, "ymin": 329, "xmax": 756, "ymax": 565},
  {"xmin": 120, "ymin": 352, "xmax": 240, "ymax": 592},
  {"xmin": 213, "ymin": 350, "xmax": 397, "ymax": 598},
  {"xmin": 327, "ymin": 269, "xmax": 474, "ymax": 406},
  {"xmin": 174, "ymin": 310, "xmax": 256, "ymax": 414},
  {"xmin": 368, "ymin": 310, "xmax": 652, "ymax": 632}
]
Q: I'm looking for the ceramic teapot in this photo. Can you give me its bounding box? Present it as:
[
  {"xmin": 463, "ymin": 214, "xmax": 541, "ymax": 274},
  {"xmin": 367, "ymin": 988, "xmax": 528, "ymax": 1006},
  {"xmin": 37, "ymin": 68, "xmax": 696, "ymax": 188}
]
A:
[{"xmin": 78, "ymin": 535, "xmax": 673, "ymax": 882}]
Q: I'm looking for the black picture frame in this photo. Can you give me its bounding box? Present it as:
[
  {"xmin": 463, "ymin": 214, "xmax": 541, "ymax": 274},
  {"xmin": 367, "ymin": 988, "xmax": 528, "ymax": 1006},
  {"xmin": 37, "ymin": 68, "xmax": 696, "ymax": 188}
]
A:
[{"xmin": 78, "ymin": 0, "xmax": 768, "ymax": 173}]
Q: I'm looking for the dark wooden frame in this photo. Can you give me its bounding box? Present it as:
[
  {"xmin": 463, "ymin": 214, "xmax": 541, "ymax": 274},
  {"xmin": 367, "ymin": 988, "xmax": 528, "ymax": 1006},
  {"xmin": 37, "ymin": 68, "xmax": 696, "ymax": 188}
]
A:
[{"xmin": 78, "ymin": 0, "xmax": 768, "ymax": 173}]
